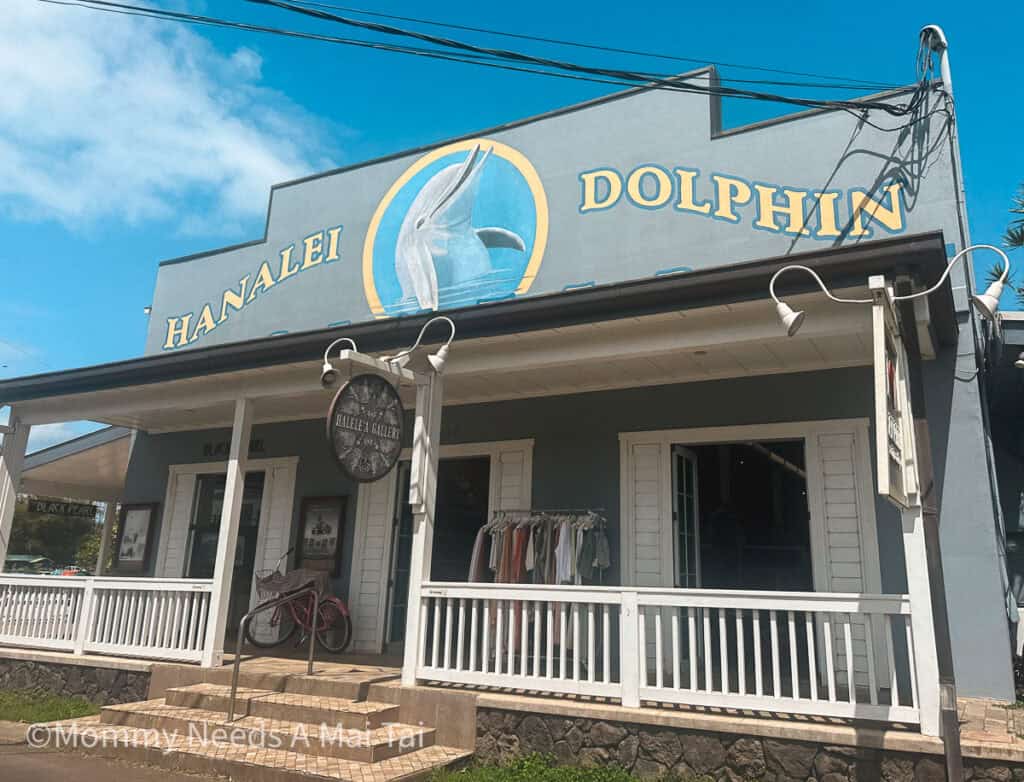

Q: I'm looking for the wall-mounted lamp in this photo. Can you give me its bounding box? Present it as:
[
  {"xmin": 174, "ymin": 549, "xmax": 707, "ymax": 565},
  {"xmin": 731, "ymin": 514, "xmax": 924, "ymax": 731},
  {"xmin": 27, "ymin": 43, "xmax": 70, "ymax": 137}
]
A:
[
  {"xmin": 382, "ymin": 316, "xmax": 456, "ymax": 375},
  {"xmin": 769, "ymin": 244, "xmax": 1011, "ymax": 337},
  {"xmin": 1015, "ymin": 352, "xmax": 1024, "ymax": 370},
  {"xmin": 321, "ymin": 337, "xmax": 359, "ymax": 388}
]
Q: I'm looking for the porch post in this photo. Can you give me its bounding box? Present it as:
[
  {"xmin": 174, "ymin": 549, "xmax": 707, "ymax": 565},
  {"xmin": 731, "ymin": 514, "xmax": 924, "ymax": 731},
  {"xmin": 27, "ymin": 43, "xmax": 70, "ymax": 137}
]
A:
[
  {"xmin": 201, "ymin": 398, "xmax": 253, "ymax": 667},
  {"xmin": 95, "ymin": 499, "xmax": 118, "ymax": 576},
  {"xmin": 401, "ymin": 369, "xmax": 443, "ymax": 687},
  {"xmin": 902, "ymin": 506, "xmax": 942, "ymax": 736},
  {"xmin": 0, "ymin": 412, "xmax": 31, "ymax": 569}
]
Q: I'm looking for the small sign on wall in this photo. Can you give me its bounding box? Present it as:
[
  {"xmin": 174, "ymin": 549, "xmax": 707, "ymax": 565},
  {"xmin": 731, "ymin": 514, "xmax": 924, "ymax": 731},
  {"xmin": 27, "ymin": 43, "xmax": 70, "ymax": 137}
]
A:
[
  {"xmin": 27, "ymin": 498, "xmax": 97, "ymax": 518},
  {"xmin": 870, "ymin": 276, "xmax": 918, "ymax": 509}
]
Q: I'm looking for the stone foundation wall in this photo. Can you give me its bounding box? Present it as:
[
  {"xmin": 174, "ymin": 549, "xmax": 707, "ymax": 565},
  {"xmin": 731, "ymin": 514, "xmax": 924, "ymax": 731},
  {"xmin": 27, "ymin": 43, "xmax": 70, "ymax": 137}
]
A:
[
  {"xmin": 0, "ymin": 658, "xmax": 150, "ymax": 705},
  {"xmin": 477, "ymin": 707, "xmax": 1021, "ymax": 781}
]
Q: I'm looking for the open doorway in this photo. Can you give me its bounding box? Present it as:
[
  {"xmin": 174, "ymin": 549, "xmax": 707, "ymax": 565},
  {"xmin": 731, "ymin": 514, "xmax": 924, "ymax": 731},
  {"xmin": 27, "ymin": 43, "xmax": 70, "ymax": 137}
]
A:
[
  {"xmin": 386, "ymin": 456, "xmax": 491, "ymax": 648},
  {"xmin": 185, "ymin": 471, "xmax": 264, "ymax": 634},
  {"xmin": 673, "ymin": 440, "xmax": 812, "ymax": 591}
]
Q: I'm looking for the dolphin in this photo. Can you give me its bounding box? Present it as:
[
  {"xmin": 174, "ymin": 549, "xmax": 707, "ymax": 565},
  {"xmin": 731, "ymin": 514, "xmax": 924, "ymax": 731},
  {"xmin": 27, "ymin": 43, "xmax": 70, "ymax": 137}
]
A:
[{"xmin": 395, "ymin": 144, "xmax": 526, "ymax": 311}]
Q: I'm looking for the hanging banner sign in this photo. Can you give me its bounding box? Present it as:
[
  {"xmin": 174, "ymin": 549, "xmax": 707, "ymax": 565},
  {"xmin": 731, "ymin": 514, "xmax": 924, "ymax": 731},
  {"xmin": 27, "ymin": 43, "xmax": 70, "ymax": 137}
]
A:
[
  {"xmin": 327, "ymin": 373, "xmax": 404, "ymax": 483},
  {"xmin": 27, "ymin": 498, "xmax": 98, "ymax": 518},
  {"xmin": 870, "ymin": 276, "xmax": 918, "ymax": 509}
]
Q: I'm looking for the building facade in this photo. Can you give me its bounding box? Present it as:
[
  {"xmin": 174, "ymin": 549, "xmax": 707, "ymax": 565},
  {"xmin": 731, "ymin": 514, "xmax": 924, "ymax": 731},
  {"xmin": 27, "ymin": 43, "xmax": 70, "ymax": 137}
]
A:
[{"xmin": 0, "ymin": 61, "xmax": 1015, "ymax": 740}]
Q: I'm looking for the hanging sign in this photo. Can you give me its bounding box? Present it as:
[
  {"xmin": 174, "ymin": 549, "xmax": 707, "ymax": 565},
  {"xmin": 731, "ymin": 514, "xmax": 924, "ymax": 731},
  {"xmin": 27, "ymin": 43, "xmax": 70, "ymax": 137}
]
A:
[
  {"xmin": 870, "ymin": 276, "xmax": 918, "ymax": 509},
  {"xmin": 327, "ymin": 373, "xmax": 404, "ymax": 482}
]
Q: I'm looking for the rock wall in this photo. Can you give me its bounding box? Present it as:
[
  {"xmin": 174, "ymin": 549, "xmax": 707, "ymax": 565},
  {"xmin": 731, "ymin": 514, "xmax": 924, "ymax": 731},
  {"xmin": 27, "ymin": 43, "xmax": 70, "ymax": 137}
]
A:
[
  {"xmin": 0, "ymin": 658, "xmax": 150, "ymax": 705},
  {"xmin": 477, "ymin": 708, "xmax": 1022, "ymax": 781}
]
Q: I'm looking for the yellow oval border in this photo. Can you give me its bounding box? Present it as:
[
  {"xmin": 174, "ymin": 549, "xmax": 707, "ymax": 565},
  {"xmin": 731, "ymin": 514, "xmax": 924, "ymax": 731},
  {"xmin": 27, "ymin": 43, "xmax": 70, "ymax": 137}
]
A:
[{"xmin": 362, "ymin": 138, "xmax": 549, "ymax": 319}]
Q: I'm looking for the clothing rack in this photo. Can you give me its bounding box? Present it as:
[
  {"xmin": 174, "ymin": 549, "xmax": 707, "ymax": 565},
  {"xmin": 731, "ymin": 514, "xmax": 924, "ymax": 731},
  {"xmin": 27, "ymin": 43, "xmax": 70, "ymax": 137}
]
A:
[{"xmin": 476, "ymin": 507, "xmax": 610, "ymax": 586}]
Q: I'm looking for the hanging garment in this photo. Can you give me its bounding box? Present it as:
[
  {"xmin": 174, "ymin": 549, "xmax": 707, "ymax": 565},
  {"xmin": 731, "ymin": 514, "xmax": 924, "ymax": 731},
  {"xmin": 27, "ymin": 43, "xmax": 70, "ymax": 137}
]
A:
[
  {"xmin": 525, "ymin": 527, "xmax": 536, "ymax": 573},
  {"xmin": 555, "ymin": 518, "xmax": 574, "ymax": 584},
  {"xmin": 489, "ymin": 529, "xmax": 502, "ymax": 573},
  {"xmin": 469, "ymin": 526, "xmax": 489, "ymax": 582},
  {"xmin": 577, "ymin": 527, "xmax": 596, "ymax": 582},
  {"xmin": 594, "ymin": 529, "xmax": 611, "ymax": 572}
]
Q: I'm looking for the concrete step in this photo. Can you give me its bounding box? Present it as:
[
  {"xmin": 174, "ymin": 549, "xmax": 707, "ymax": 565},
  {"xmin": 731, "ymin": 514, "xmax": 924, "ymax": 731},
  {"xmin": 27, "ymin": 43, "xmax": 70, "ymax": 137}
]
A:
[
  {"xmin": 165, "ymin": 683, "xmax": 401, "ymax": 729},
  {"xmin": 101, "ymin": 700, "xmax": 435, "ymax": 762},
  {"xmin": 39, "ymin": 721, "xmax": 471, "ymax": 782},
  {"xmin": 283, "ymin": 671, "xmax": 401, "ymax": 702}
]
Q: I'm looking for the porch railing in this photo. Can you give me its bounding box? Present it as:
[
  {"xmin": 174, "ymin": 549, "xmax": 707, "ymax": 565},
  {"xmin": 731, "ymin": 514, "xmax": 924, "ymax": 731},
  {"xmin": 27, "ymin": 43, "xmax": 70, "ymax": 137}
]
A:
[
  {"xmin": 0, "ymin": 575, "xmax": 214, "ymax": 663},
  {"xmin": 416, "ymin": 583, "xmax": 919, "ymax": 726}
]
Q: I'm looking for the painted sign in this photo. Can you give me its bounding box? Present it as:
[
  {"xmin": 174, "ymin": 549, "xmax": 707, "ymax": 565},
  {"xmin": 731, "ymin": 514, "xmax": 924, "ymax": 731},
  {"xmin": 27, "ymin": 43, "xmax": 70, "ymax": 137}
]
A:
[
  {"xmin": 146, "ymin": 80, "xmax": 957, "ymax": 354},
  {"xmin": 27, "ymin": 498, "xmax": 97, "ymax": 518},
  {"xmin": 327, "ymin": 373, "xmax": 404, "ymax": 482},
  {"xmin": 870, "ymin": 276, "xmax": 918, "ymax": 509}
]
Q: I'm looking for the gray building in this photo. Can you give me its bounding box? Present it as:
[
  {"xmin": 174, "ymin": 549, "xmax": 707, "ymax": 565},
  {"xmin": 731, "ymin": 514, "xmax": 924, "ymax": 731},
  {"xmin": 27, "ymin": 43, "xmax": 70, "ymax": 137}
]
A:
[{"xmin": 0, "ymin": 58, "xmax": 1015, "ymax": 742}]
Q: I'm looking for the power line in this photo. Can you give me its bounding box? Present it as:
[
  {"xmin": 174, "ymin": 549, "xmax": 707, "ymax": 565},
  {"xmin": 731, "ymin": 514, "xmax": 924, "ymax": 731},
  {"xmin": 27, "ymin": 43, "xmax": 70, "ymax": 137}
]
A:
[
  {"xmin": 278, "ymin": 0, "xmax": 900, "ymax": 89},
  {"xmin": 39, "ymin": 0, "xmax": 939, "ymax": 130},
  {"xmin": 245, "ymin": 0, "xmax": 927, "ymax": 118},
  {"xmin": 38, "ymin": 0, "xmax": 893, "ymax": 93}
]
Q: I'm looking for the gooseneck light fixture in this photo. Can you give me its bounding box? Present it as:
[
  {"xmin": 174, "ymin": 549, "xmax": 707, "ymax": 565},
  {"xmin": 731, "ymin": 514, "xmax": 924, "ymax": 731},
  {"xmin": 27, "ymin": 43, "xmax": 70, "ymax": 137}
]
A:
[
  {"xmin": 383, "ymin": 316, "xmax": 457, "ymax": 375},
  {"xmin": 769, "ymin": 244, "xmax": 1011, "ymax": 337},
  {"xmin": 320, "ymin": 337, "xmax": 359, "ymax": 388}
]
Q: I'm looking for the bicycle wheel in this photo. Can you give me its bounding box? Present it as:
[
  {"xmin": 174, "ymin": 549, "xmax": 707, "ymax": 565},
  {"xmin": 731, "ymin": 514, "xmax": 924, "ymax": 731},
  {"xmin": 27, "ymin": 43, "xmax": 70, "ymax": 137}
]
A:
[
  {"xmin": 315, "ymin": 599, "xmax": 352, "ymax": 653},
  {"xmin": 244, "ymin": 602, "xmax": 298, "ymax": 649}
]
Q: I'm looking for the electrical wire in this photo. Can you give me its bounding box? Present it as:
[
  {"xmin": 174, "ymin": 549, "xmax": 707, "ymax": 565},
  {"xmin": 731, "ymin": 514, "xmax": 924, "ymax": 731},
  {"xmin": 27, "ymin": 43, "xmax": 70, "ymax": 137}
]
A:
[
  {"xmin": 247, "ymin": 0, "xmax": 926, "ymax": 117},
  {"xmin": 39, "ymin": 0, "xmax": 939, "ymax": 130},
  {"xmin": 272, "ymin": 0, "xmax": 900, "ymax": 89}
]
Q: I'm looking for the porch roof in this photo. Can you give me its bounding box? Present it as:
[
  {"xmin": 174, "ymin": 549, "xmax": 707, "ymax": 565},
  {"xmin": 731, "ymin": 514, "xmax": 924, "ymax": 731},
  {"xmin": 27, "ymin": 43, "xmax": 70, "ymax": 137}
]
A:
[
  {"xmin": 0, "ymin": 232, "xmax": 955, "ymax": 431},
  {"xmin": 20, "ymin": 425, "xmax": 130, "ymax": 501}
]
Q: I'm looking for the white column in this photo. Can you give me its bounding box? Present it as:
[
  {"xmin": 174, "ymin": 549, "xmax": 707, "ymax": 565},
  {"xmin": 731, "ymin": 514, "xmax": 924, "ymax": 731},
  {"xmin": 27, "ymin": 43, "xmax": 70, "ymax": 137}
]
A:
[
  {"xmin": 95, "ymin": 499, "xmax": 118, "ymax": 576},
  {"xmin": 402, "ymin": 370, "xmax": 443, "ymax": 686},
  {"xmin": 0, "ymin": 412, "xmax": 31, "ymax": 569},
  {"xmin": 902, "ymin": 505, "xmax": 942, "ymax": 737},
  {"xmin": 201, "ymin": 398, "xmax": 253, "ymax": 667}
]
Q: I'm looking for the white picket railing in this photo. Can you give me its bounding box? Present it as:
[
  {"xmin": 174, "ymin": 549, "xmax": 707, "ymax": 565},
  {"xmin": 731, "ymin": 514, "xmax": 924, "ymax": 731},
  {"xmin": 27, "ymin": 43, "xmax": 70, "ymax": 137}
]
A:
[
  {"xmin": 416, "ymin": 583, "xmax": 919, "ymax": 726},
  {"xmin": 0, "ymin": 575, "xmax": 214, "ymax": 663}
]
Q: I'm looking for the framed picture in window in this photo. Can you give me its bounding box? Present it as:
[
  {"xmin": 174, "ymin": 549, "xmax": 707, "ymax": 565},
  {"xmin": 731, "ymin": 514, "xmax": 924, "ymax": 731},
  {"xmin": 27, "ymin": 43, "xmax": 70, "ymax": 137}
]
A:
[
  {"xmin": 297, "ymin": 496, "xmax": 347, "ymax": 577},
  {"xmin": 114, "ymin": 503, "xmax": 159, "ymax": 573}
]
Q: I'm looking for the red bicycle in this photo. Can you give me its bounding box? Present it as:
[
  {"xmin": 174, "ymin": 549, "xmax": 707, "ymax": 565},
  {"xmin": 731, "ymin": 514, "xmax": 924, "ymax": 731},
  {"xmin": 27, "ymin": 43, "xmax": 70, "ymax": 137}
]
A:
[{"xmin": 244, "ymin": 548, "xmax": 352, "ymax": 653}]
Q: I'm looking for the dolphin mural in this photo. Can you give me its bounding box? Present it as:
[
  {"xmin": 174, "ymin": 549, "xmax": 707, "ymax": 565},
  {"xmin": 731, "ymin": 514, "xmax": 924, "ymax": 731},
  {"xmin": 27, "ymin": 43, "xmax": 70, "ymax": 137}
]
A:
[{"xmin": 395, "ymin": 144, "xmax": 526, "ymax": 311}]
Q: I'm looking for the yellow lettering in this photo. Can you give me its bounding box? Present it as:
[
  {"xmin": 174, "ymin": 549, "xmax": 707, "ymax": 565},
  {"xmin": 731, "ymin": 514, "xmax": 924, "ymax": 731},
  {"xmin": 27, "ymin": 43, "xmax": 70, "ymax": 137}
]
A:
[
  {"xmin": 579, "ymin": 169, "xmax": 622, "ymax": 212},
  {"xmin": 218, "ymin": 275, "xmax": 249, "ymax": 324},
  {"xmin": 674, "ymin": 168, "xmax": 712, "ymax": 215},
  {"xmin": 849, "ymin": 183, "xmax": 904, "ymax": 236},
  {"xmin": 163, "ymin": 315, "xmax": 192, "ymax": 350},
  {"xmin": 246, "ymin": 261, "xmax": 276, "ymax": 303},
  {"xmin": 712, "ymin": 175, "xmax": 752, "ymax": 222},
  {"xmin": 190, "ymin": 304, "xmax": 217, "ymax": 342},
  {"xmin": 813, "ymin": 192, "xmax": 842, "ymax": 238},
  {"xmin": 325, "ymin": 225, "xmax": 342, "ymax": 261},
  {"xmin": 625, "ymin": 165, "xmax": 672, "ymax": 208},
  {"xmin": 278, "ymin": 245, "xmax": 298, "ymax": 282},
  {"xmin": 754, "ymin": 186, "xmax": 810, "ymax": 235},
  {"xmin": 301, "ymin": 232, "xmax": 324, "ymax": 269}
]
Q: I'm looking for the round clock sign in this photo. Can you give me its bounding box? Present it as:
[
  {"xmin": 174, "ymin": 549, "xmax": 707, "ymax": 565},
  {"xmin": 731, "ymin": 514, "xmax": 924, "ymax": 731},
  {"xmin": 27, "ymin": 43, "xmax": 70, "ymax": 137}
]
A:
[{"xmin": 327, "ymin": 374, "xmax": 404, "ymax": 482}]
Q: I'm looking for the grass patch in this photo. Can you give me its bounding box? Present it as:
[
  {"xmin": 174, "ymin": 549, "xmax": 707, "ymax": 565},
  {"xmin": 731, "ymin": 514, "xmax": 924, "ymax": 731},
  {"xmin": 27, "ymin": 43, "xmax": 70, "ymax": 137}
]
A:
[
  {"xmin": 431, "ymin": 755, "xmax": 713, "ymax": 782},
  {"xmin": 0, "ymin": 690, "xmax": 100, "ymax": 723}
]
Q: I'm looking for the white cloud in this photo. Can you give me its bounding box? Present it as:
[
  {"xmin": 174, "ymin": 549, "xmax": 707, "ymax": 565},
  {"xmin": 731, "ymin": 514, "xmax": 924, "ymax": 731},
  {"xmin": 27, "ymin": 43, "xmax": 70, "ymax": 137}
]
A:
[{"xmin": 0, "ymin": 3, "xmax": 335, "ymax": 233}]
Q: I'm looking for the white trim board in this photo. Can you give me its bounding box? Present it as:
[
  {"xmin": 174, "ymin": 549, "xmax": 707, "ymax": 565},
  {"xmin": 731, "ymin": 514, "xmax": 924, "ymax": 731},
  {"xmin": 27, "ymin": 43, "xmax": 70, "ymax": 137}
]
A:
[
  {"xmin": 348, "ymin": 439, "xmax": 534, "ymax": 654},
  {"xmin": 154, "ymin": 457, "xmax": 299, "ymax": 579},
  {"xmin": 618, "ymin": 419, "xmax": 885, "ymax": 680}
]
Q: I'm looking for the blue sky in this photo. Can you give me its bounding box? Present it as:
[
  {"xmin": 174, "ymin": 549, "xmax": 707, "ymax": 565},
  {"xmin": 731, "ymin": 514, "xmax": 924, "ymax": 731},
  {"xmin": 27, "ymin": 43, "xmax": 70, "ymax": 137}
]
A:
[{"xmin": 1, "ymin": 0, "xmax": 1022, "ymax": 449}]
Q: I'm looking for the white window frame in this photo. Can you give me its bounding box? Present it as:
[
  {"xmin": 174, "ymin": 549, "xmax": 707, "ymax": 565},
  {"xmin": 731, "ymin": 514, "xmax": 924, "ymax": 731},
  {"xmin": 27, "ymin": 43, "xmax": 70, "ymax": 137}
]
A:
[
  {"xmin": 618, "ymin": 419, "xmax": 883, "ymax": 599},
  {"xmin": 349, "ymin": 439, "xmax": 534, "ymax": 654},
  {"xmin": 154, "ymin": 457, "xmax": 300, "ymax": 579}
]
